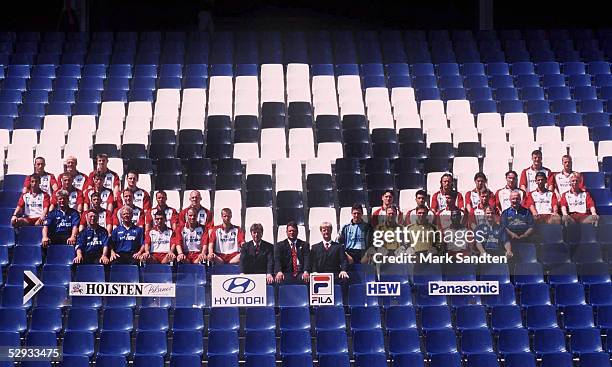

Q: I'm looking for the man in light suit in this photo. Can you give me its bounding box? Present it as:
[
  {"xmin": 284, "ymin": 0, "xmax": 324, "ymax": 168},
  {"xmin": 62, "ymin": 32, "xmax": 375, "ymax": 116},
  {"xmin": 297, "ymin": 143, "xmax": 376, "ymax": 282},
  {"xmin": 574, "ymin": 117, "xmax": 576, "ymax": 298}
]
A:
[
  {"xmin": 308, "ymin": 222, "xmax": 349, "ymax": 279},
  {"xmin": 239, "ymin": 223, "xmax": 274, "ymax": 284},
  {"xmin": 274, "ymin": 221, "xmax": 310, "ymax": 284}
]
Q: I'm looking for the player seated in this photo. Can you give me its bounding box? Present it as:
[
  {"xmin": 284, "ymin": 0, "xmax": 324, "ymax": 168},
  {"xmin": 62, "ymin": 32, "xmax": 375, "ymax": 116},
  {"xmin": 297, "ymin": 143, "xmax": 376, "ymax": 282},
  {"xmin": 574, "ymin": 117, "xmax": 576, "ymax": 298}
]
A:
[
  {"xmin": 431, "ymin": 173, "xmax": 464, "ymax": 214},
  {"xmin": 62, "ymin": 155, "xmax": 87, "ymax": 191},
  {"xmin": 519, "ymin": 150, "xmax": 551, "ymax": 193},
  {"xmin": 436, "ymin": 191, "xmax": 464, "ymax": 230},
  {"xmin": 179, "ymin": 190, "xmax": 213, "ymax": 231},
  {"xmin": 174, "ymin": 207, "xmax": 208, "ymax": 264},
  {"xmin": 404, "ymin": 189, "xmax": 435, "ymax": 225},
  {"xmin": 525, "ymin": 171, "xmax": 561, "ymax": 224},
  {"xmin": 106, "ymin": 206, "xmax": 144, "ymax": 265},
  {"xmin": 465, "ymin": 172, "xmax": 496, "ymax": 213},
  {"xmin": 560, "ymin": 173, "xmax": 599, "ymax": 224},
  {"xmin": 50, "ymin": 173, "xmax": 83, "ymax": 213},
  {"xmin": 74, "ymin": 210, "xmax": 110, "ymax": 265},
  {"xmin": 443, "ymin": 209, "xmax": 472, "ymax": 257},
  {"xmin": 80, "ymin": 192, "xmax": 113, "ymax": 234},
  {"xmin": 495, "ymin": 170, "xmax": 526, "ymax": 212},
  {"xmin": 139, "ymin": 211, "xmax": 175, "ymax": 264},
  {"xmin": 83, "ymin": 171, "xmax": 115, "ymax": 213},
  {"xmin": 548, "ymin": 154, "xmax": 585, "ymax": 198},
  {"xmin": 12, "ymin": 174, "xmax": 50, "ymax": 227},
  {"xmin": 371, "ymin": 190, "xmax": 403, "ymax": 226},
  {"xmin": 22, "ymin": 157, "xmax": 58, "ymax": 196},
  {"xmin": 208, "ymin": 208, "xmax": 245, "ymax": 264},
  {"xmin": 112, "ymin": 189, "xmax": 146, "ymax": 230},
  {"xmin": 474, "ymin": 206, "xmax": 510, "ymax": 258},
  {"xmin": 85, "ymin": 153, "xmax": 120, "ymax": 197},
  {"xmin": 117, "ymin": 171, "xmax": 151, "ymax": 211},
  {"xmin": 42, "ymin": 190, "xmax": 80, "ymax": 247},
  {"xmin": 468, "ymin": 188, "xmax": 496, "ymax": 229},
  {"xmin": 146, "ymin": 191, "xmax": 179, "ymax": 231}
]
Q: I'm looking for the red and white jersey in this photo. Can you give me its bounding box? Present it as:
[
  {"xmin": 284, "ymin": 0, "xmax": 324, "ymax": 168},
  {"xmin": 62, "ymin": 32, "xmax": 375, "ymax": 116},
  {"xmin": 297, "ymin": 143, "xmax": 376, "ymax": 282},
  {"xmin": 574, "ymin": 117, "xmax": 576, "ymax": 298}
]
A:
[
  {"xmin": 464, "ymin": 190, "xmax": 496, "ymax": 210},
  {"xmin": 112, "ymin": 206, "xmax": 146, "ymax": 227},
  {"xmin": 178, "ymin": 206, "xmax": 213, "ymax": 231},
  {"xmin": 51, "ymin": 188, "xmax": 83, "ymax": 211},
  {"xmin": 404, "ymin": 207, "xmax": 435, "ymax": 225},
  {"xmin": 371, "ymin": 206, "xmax": 404, "ymax": 226},
  {"xmin": 70, "ymin": 172, "xmax": 87, "ymax": 191},
  {"xmin": 436, "ymin": 208, "xmax": 465, "ymax": 230},
  {"xmin": 468, "ymin": 206, "xmax": 491, "ymax": 228},
  {"xmin": 80, "ymin": 208, "xmax": 113, "ymax": 228},
  {"xmin": 116, "ymin": 188, "xmax": 151, "ymax": 211},
  {"xmin": 560, "ymin": 190, "xmax": 595, "ymax": 214},
  {"xmin": 83, "ymin": 188, "xmax": 115, "ymax": 210},
  {"xmin": 495, "ymin": 187, "xmax": 526, "ymax": 212},
  {"xmin": 209, "ymin": 224, "xmax": 245, "ymax": 255},
  {"xmin": 548, "ymin": 171, "xmax": 585, "ymax": 196},
  {"xmin": 146, "ymin": 205, "xmax": 179, "ymax": 229},
  {"xmin": 431, "ymin": 191, "xmax": 464, "ymax": 213},
  {"xmin": 18, "ymin": 191, "xmax": 50, "ymax": 218},
  {"xmin": 525, "ymin": 189, "xmax": 557, "ymax": 214},
  {"xmin": 23, "ymin": 173, "xmax": 57, "ymax": 196},
  {"xmin": 145, "ymin": 227, "xmax": 173, "ymax": 253},
  {"xmin": 85, "ymin": 170, "xmax": 120, "ymax": 191},
  {"xmin": 174, "ymin": 224, "xmax": 207, "ymax": 253},
  {"xmin": 519, "ymin": 166, "xmax": 551, "ymax": 193}
]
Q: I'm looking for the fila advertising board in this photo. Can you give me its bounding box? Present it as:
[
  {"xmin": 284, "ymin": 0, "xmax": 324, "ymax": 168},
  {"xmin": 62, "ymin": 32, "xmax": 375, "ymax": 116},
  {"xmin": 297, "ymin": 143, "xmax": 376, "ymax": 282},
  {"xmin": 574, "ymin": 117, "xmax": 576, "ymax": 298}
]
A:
[
  {"xmin": 211, "ymin": 274, "xmax": 267, "ymax": 308},
  {"xmin": 310, "ymin": 273, "xmax": 335, "ymax": 306}
]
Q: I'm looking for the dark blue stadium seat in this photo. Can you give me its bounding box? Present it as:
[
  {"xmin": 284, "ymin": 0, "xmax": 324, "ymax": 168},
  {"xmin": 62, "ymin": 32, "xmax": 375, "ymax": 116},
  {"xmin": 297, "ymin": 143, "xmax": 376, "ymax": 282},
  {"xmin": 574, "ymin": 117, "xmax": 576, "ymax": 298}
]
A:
[
  {"xmin": 280, "ymin": 307, "xmax": 311, "ymax": 331},
  {"xmin": 172, "ymin": 330, "xmax": 204, "ymax": 356},
  {"xmin": 570, "ymin": 328, "xmax": 603, "ymax": 354},
  {"xmin": 244, "ymin": 330, "xmax": 276, "ymax": 356},
  {"xmin": 65, "ymin": 307, "xmax": 98, "ymax": 332},
  {"xmin": 279, "ymin": 329, "xmax": 311, "ymax": 356},
  {"xmin": 520, "ymin": 283, "xmax": 551, "ymax": 306},
  {"xmin": 63, "ymin": 331, "xmax": 94, "ymax": 357},
  {"xmin": 388, "ymin": 329, "xmax": 421, "ymax": 356},
  {"xmin": 95, "ymin": 356, "xmax": 126, "ymax": 367},
  {"xmin": 498, "ymin": 329, "xmax": 531, "ymax": 355},
  {"xmin": 534, "ymin": 328, "xmax": 567, "ymax": 354},
  {"xmin": 426, "ymin": 329, "xmax": 458, "ymax": 355},
  {"xmin": 98, "ymin": 330, "xmax": 131, "ymax": 356},
  {"xmin": 579, "ymin": 353, "xmax": 612, "ymax": 367},
  {"xmin": 134, "ymin": 330, "xmax": 167, "ymax": 357},
  {"xmin": 208, "ymin": 330, "xmax": 239, "ymax": 356},
  {"xmin": 101, "ymin": 308, "xmax": 134, "ymax": 332},
  {"xmin": 490, "ymin": 305, "xmax": 522, "ymax": 331}
]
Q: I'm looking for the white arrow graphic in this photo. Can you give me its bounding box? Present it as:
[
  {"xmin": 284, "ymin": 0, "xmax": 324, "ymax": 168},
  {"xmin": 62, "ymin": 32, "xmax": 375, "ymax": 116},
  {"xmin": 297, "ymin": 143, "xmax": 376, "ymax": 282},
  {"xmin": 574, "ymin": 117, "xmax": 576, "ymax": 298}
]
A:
[{"xmin": 23, "ymin": 270, "xmax": 43, "ymax": 305}]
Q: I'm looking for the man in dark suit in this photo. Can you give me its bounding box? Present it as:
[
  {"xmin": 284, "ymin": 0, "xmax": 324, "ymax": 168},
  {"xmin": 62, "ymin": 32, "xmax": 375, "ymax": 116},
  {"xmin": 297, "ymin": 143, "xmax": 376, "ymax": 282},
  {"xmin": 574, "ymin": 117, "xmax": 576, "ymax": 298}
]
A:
[
  {"xmin": 239, "ymin": 223, "xmax": 274, "ymax": 284},
  {"xmin": 309, "ymin": 222, "xmax": 349, "ymax": 279},
  {"xmin": 274, "ymin": 221, "xmax": 310, "ymax": 284}
]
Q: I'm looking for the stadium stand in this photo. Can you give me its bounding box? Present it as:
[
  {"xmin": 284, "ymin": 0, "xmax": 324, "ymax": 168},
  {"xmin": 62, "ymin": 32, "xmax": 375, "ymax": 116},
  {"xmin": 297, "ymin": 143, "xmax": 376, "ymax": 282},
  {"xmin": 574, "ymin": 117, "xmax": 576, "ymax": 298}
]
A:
[{"xmin": 0, "ymin": 27, "xmax": 611, "ymax": 367}]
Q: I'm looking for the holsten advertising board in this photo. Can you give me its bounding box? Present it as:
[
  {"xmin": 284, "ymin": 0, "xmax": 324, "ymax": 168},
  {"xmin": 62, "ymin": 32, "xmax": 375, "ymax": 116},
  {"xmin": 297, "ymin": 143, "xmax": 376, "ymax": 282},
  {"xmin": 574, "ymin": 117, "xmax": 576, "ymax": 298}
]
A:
[
  {"xmin": 210, "ymin": 274, "xmax": 267, "ymax": 308},
  {"xmin": 69, "ymin": 282, "xmax": 176, "ymax": 297}
]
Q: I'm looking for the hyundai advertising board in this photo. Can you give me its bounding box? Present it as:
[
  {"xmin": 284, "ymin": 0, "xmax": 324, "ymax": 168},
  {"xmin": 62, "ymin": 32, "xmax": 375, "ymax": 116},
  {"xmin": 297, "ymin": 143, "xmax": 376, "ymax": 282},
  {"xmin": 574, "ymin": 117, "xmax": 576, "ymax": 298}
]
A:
[{"xmin": 210, "ymin": 274, "xmax": 267, "ymax": 308}]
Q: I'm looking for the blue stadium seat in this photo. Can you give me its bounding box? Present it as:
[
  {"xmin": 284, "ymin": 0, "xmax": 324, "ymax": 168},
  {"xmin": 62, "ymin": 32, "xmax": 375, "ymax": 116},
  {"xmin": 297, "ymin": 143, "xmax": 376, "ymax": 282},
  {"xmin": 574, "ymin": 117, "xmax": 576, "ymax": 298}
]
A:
[
  {"xmin": 209, "ymin": 307, "xmax": 239, "ymax": 332},
  {"xmin": 171, "ymin": 330, "xmax": 204, "ymax": 356},
  {"xmin": 280, "ymin": 307, "xmax": 311, "ymax": 331},
  {"xmin": 134, "ymin": 330, "xmax": 167, "ymax": 357},
  {"xmin": 176, "ymin": 264, "xmax": 206, "ymax": 285},
  {"xmin": 513, "ymin": 263, "xmax": 544, "ymax": 285},
  {"xmin": 460, "ymin": 329, "xmax": 493, "ymax": 354},
  {"xmin": 95, "ymin": 356, "xmax": 126, "ymax": 367},
  {"xmin": 278, "ymin": 285, "xmax": 309, "ymax": 308},
  {"xmin": 281, "ymin": 354, "xmax": 313, "ymax": 367},
  {"xmin": 98, "ymin": 330, "xmax": 131, "ymax": 356},
  {"xmin": 490, "ymin": 305, "xmax": 523, "ymax": 331},
  {"xmin": 525, "ymin": 305, "xmax": 559, "ymax": 330},
  {"xmin": 454, "ymin": 305, "xmax": 487, "ymax": 330},
  {"xmin": 208, "ymin": 330, "xmax": 239, "ymax": 357},
  {"xmin": 63, "ymin": 331, "xmax": 94, "ymax": 357},
  {"xmin": 534, "ymin": 328, "xmax": 567, "ymax": 354},
  {"xmin": 498, "ymin": 329, "xmax": 531, "ymax": 355},
  {"xmin": 16, "ymin": 226, "xmax": 43, "ymax": 246},
  {"xmin": 46, "ymin": 245, "xmax": 75, "ymax": 265},
  {"xmin": 169, "ymin": 355, "xmax": 200, "ymax": 367},
  {"xmin": 430, "ymin": 353, "xmax": 461, "ymax": 367},
  {"xmin": 570, "ymin": 328, "xmax": 603, "ymax": 354},
  {"xmin": 12, "ymin": 245, "xmax": 42, "ymax": 265},
  {"xmin": 41, "ymin": 264, "xmax": 70, "ymax": 286},
  {"xmin": 482, "ymin": 283, "xmax": 516, "ymax": 306},
  {"xmin": 426, "ymin": 329, "xmax": 458, "ymax": 355},
  {"xmin": 0, "ymin": 307, "xmax": 27, "ymax": 333},
  {"xmin": 65, "ymin": 307, "xmax": 98, "ymax": 332},
  {"xmin": 244, "ymin": 307, "xmax": 275, "ymax": 331},
  {"xmin": 29, "ymin": 307, "xmax": 62, "ymax": 333},
  {"xmin": 596, "ymin": 305, "xmax": 612, "ymax": 328},
  {"xmin": 137, "ymin": 308, "xmax": 168, "ymax": 331},
  {"xmin": 169, "ymin": 308, "xmax": 203, "ymax": 332},
  {"xmin": 315, "ymin": 306, "xmax": 346, "ymax": 331},
  {"xmin": 244, "ymin": 330, "xmax": 276, "ymax": 356},
  {"xmin": 579, "ymin": 353, "xmax": 611, "ymax": 367},
  {"xmin": 353, "ymin": 329, "xmax": 385, "ymax": 356},
  {"xmin": 280, "ymin": 329, "xmax": 311, "ymax": 356},
  {"xmin": 101, "ymin": 308, "xmax": 134, "ymax": 332},
  {"xmin": 563, "ymin": 305, "xmax": 594, "ymax": 330},
  {"xmin": 319, "ymin": 354, "xmax": 351, "ymax": 367},
  {"xmin": 350, "ymin": 306, "xmax": 382, "ymax": 331},
  {"xmin": 388, "ymin": 329, "xmax": 421, "ymax": 356},
  {"xmin": 520, "ymin": 283, "xmax": 551, "ymax": 306},
  {"xmin": 555, "ymin": 283, "xmax": 586, "ymax": 306}
]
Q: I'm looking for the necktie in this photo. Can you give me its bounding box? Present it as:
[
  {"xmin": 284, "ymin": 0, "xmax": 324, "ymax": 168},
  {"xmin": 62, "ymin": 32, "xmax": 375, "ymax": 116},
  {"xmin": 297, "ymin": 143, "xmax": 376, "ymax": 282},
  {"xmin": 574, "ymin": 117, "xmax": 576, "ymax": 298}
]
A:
[
  {"xmin": 255, "ymin": 242, "xmax": 260, "ymax": 255},
  {"xmin": 291, "ymin": 242, "xmax": 298, "ymax": 277},
  {"xmin": 324, "ymin": 242, "xmax": 330, "ymax": 251}
]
